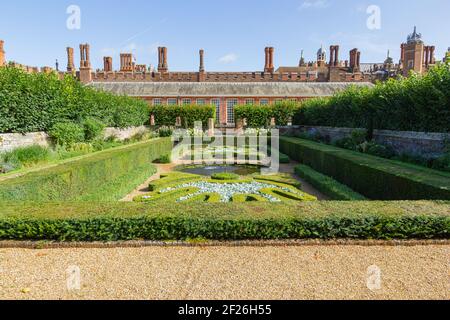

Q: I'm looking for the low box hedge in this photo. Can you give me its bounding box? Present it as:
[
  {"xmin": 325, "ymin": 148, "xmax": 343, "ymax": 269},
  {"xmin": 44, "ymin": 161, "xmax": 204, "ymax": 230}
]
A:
[
  {"xmin": 0, "ymin": 201, "xmax": 448, "ymax": 241},
  {"xmin": 295, "ymin": 164, "xmax": 366, "ymax": 201},
  {"xmin": 280, "ymin": 137, "xmax": 450, "ymax": 200},
  {"xmin": 0, "ymin": 138, "xmax": 173, "ymax": 201}
]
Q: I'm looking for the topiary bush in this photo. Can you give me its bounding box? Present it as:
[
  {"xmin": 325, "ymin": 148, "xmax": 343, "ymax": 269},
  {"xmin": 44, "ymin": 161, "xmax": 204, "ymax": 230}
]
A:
[
  {"xmin": 82, "ymin": 118, "xmax": 105, "ymax": 142},
  {"xmin": 211, "ymin": 172, "xmax": 240, "ymax": 180},
  {"xmin": 235, "ymin": 101, "xmax": 298, "ymax": 128},
  {"xmin": 48, "ymin": 122, "xmax": 85, "ymax": 146}
]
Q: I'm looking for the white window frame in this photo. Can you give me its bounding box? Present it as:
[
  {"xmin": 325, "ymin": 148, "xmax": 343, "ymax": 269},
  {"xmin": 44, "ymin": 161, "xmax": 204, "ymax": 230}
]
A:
[
  {"xmin": 260, "ymin": 99, "xmax": 269, "ymax": 105},
  {"xmin": 152, "ymin": 98, "xmax": 162, "ymax": 106},
  {"xmin": 211, "ymin": 98, "xmax": 221, "ymax": 123},
  {"xmin": 196, "ymin": 99, "xmax": 207, "ymax": 105},
  {"xmin": 245, "ymin": 98, "xmax": 255, "ymax": 105},
  {"xmin": 226, "ymin": 99, "xmax": 238, "ymax": 124},
  {"xmin": 182, "ymin": 99, "xmax": 192, "ymax": 105},
  {"xmin": 167, "ymin": 98, "xmax": 178, "ymax": 105}
]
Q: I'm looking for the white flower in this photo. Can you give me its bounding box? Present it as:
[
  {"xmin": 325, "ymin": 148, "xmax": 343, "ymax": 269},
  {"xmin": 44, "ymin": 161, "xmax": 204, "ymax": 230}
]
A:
[{"xmin": 159, "ymin": 181, "xmax": 304, "ymax": 203}]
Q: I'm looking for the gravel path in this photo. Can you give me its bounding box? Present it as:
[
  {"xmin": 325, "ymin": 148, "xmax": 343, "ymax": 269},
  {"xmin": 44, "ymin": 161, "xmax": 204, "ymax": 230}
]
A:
[{"xmin": 1, "ymin": 245, "xmax": 448, "ymax": 300}]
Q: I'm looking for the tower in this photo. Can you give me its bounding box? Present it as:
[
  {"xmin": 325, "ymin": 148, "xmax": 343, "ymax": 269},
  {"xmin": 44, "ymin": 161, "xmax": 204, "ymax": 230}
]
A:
[
  {"xmin": 299, "ymin": 49, "xmax": 306, "ymax": 67},
  {"xmin": 0, "ymin": 40, "xmax": 5, "ymax": 67},
  {"xmin": 402, "ymin": 26, "xmax": 425, "ymax": 77},
  {"xmin": 384, "ymin": 50, "xmax": 394, "ymax": 72},
  {"xmin": 317, "ymin": 45, "xmax": 326, "ymax": 67}
]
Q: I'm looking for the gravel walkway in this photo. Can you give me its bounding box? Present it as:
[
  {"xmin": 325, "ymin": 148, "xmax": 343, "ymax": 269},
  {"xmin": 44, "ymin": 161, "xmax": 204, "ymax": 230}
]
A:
[{"xmin": 0, "ymin": 245, "xmax": 448, "ymax": 300}]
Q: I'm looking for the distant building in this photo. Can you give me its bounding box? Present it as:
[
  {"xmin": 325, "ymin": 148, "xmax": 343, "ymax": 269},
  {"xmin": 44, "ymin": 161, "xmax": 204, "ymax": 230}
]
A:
[
  {"xmin": 400, "ymin": 26, "xmax": 436, "ymax": 77},
  {"xmin": 0, "ymin": 27, "xmax": 445, "ymax": 125}
]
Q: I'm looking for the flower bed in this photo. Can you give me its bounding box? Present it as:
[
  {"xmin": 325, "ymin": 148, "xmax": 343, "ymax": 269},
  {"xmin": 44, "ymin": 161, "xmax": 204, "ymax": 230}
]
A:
[{"xmin": 135, "ymin": 172, "xmax": 317, "ymax": 203}]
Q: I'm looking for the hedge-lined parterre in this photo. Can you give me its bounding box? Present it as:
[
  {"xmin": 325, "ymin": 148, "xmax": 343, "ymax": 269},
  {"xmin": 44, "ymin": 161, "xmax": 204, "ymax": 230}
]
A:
[
  {"xmin": 280, "ymin": 137, "xmax": 450, "ymax": 200},
  {"xmin": 0, "ymin": 201, "xmax": 448, "ymax": 241}
]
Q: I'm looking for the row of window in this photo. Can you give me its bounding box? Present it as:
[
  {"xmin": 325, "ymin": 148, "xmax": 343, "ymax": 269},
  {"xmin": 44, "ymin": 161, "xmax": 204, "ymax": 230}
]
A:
[
  {"xmin": 152, "ymin": 98, "xmax": 298, "ymax": 106},
  {"xmin": 152, "ymin": 98, "xmax": 299, "ymax": 123}
]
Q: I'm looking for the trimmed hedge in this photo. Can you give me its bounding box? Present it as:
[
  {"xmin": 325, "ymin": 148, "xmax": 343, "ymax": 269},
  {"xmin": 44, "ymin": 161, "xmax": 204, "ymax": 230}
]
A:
[
  {"xmin": 280, "ymin": 137, "xmax": 450, "ymax": 200},
  {"xmin": 294, "ymin": 64, "xmax": 450, "ymax": 133},
  {"xmin": 235, "ymin": 101, "xmax": 298, "ymax": 128},
  {"xmin": 295, "ymin": 164, "xmax": 366, "ymax": 201},
  {"xmin": 149, "ymin": 104, "xmax": 215, "ymax": 127},
  {"xmin": 0, "ymin": 66, "xmax": 149, "ymax": 133},
  {"xmin": 0, "ymin": 201, "xmax": 448, "ymax": 240},
  {"xmin": 0, "ymin": 138, "xmax": 172, "ymax": 201}
]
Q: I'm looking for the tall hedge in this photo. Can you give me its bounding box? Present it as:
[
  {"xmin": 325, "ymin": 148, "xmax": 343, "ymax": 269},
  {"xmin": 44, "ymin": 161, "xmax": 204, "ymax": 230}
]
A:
[
  {"xmin": 235, "ymin": 101, "xmax": 298, "ymax": 128},
  {"xmin": 280, "ymin": 137, "xmax": 450, "ymax": 200},
  {"xmin": 0, "ymin": 138, "xmax": 172, "ymax": 201},
  {"xmin": 0, "ymin": 66, "xmax": 149, "ymax": 133},
  {"xmin": 149, "ymin": 104, "xmax": 215, "ymax": 127},
  {"xmin": 294, "ymin": 64, "xmax": 450, "ymax": 133},
  {"xmin": 0, "ymin": 201, "xmax": 448, "ymax": 241}
]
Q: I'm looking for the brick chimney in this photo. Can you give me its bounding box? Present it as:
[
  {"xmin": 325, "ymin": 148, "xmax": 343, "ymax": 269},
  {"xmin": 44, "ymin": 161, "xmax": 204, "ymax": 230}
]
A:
[
  {"xmin": 104, "ymin": 56, "xmax": 113, "ymax": 72},
  {"xmin": 264, "ymin": 47, "xmax": 274, "ymax": 73},
  {"xmin": 334, "ymin": 45, "xmax": 339, "ymax": 66},
  {"xmin": 66, "ymin": 47, "xmax": 75, "ymax": 73},
  {"xmin": 349, "ymin": 48, "xmax": 360, "ymax": 71},
  {"xmin": 199, "ymin": 49, "xmax": 205, "ymax": 72},
  {"xmin": 198, "ymin": 49, "xmax": 206, "ymax": 82},
  {"xmin": 264, "ymin": 47, "xmax": 270, "ymax": 72},
  {"xmin": 269, "ymin": 47, "xmax": 275, "ymax": 73},
  {"xmin": 120, "ymin": 53, "xmax": 133, "ymax": 72},
  {"xmin": 158, "ymin": 47, "xmax": 168, "ymax": 73},
  {"xmin": 0, "ymin": 40, "xmax": 5, "ymax": 67},
  {"xmin": 79, "ymin": 43, "xmax": 92, "ymax": 83}
]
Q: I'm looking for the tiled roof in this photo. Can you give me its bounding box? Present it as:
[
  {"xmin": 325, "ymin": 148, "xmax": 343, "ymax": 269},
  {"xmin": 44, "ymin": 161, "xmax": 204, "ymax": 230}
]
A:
[{"xmin": 90, "ymin": 82, "xmax": 373, "ymax": 97}]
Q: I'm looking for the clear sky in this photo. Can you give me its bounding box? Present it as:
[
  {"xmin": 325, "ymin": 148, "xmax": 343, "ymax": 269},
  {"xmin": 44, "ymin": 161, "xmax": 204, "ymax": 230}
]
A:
[{"xmin": 0, "ymin": 0, "xmax": 449, "ymax": 71}]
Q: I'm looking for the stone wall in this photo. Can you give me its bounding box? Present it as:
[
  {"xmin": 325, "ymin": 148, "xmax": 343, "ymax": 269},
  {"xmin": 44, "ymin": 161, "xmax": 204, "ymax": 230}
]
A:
[
  {"xmin": 279, "ymin": 125, "xmax": 450, "ymax": 158},
  {"xmin": 0, "ymin": 126, "xmax": 151, "ymax": 153},
  {"xmin": 0, "ymin": 132, "xmax": 51, "ymax": 153},
  {"xmin": 103, "ymin": 126, "xmax": 150, "ymax": 141}
]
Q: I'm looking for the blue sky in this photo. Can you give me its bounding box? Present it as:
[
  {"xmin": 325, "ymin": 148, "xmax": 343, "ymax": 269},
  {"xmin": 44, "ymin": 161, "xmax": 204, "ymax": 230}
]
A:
[{"xmin": 0, "ymin": 0, "xmax": 449, "ymax": 71}]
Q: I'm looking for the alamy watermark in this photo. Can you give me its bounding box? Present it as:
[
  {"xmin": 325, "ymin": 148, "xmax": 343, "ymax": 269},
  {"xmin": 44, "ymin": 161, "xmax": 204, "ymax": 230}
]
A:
[
  {"xmin": 66, "ymin": 265, "xmax": 81, "ymax": 291},
  {"xmin": 66, "ymin": 5, "xmax": 81, "ymax": 30},
  {"xmin": 366, "ymin": 5, "xmax": 381, "ymax": 30},
  {"xmin": 366, "ymin": 265, "xmax": 382, "ymax": 291},
  {"xmin": 171, "ymin": 122, "xmax": 280, "ymax": 175}
]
